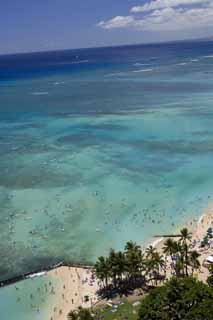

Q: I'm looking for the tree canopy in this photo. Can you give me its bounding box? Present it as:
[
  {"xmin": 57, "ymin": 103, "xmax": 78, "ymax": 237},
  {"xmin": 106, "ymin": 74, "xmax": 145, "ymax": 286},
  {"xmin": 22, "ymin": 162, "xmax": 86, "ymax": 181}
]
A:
[
  {"xmin": 138, "ymin": 277, "xmax": 213, "ymax": 320},
  {"xmin": 67, "ymin": 307, "xmax": 93, "ymax": 320}
]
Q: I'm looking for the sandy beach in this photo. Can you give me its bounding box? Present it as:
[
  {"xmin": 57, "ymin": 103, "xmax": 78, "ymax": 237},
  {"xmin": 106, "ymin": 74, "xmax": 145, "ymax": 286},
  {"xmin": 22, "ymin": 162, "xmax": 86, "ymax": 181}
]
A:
[
  {"xmin": 154, "ymin": 204, "xmax": 213, "ymax": 282},
  {"xmin": 43, "ymin": 205, "xmax": 213, "ymax": 320},
  {"xmin": 46, "ymin": 266, "xmax": 99, "ymax": 320}
]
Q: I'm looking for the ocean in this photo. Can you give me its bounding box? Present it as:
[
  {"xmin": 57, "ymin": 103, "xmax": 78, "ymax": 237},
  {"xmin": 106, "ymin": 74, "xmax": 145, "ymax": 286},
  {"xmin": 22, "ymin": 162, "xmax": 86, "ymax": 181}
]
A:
[{"xmin": 0, "ymin": 40, "xmax": 213, "ymax": 318}]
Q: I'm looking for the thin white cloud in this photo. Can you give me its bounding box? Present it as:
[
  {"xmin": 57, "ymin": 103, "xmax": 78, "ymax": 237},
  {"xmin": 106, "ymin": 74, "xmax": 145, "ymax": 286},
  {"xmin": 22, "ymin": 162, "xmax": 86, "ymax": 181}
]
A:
[
  {"xmin": 140, "ymin": 6, "xmax": 213, "ymax": 30},
  {"xmin": 97, "ymin": 1, "xmax": 213, "ymax": 31},
  {"xmin": 131, "ymin": 0, "xmax": 211, "ymax": 13},
  {"xmin": 97, "ymin": 16, "xmax": 135, "ymax": 29}
]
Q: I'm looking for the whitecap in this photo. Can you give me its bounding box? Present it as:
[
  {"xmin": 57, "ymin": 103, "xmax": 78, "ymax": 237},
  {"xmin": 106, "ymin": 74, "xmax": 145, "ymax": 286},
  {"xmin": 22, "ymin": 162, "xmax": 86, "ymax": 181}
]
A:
[
  {"xmin": 104, "ymin": 72, "xmax": 126, "ymax": 77},
  {"xmin": 190, "ymin": 59, "xmax": 199, "ymax": 62},
  {"xmin": 31, "ymin": 92, "xmax": 49, "ymax": 95},
  {"xmin": 70, "ymin": 60, "xmax": 89, "ymax": 64},
  {"xmin": 50, "ymin": 60, "xmax": 89, "ymax": 66},
  {"xmin": 54, "ymin": 81, "xmax": 65, "ymax": 85},
  {"xmin": 176, "ymin": 63, "xmax": 187, "ymax": 66},
  {"xmin": 132, "ymin": 68, "xmax": 153, "ymax": 73},
  {"xmin": 27, "ymin": 271, "xmax": 46, "ymax": 279},
  {"xmin": 202, "ymin": 55, "xmax": 213, "ymax": 58},
  {"xmin": 133, "ymin": 63, "xmax": 150, "ymax": 66}
]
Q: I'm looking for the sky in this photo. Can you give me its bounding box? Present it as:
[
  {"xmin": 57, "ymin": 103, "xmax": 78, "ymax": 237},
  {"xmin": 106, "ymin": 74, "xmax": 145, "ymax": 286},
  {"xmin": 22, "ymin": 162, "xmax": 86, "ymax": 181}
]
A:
[{"xmin": 1, "ymin": 0, "xmax": 213, "ymax": 54}]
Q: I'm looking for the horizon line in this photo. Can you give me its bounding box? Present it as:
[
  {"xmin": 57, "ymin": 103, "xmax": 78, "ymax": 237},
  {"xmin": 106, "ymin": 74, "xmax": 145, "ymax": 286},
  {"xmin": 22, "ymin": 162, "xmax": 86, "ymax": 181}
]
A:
[{"xmin": 0, "ymin": 35, "xmax": 211, "ymax": 58}]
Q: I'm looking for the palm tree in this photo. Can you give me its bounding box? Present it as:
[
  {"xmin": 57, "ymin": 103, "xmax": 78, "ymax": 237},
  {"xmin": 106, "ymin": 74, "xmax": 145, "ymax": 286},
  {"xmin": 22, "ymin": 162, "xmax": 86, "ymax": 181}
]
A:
[
  {"xmin": 163, "ymin": 238, "xmax": 177, "ymax": 277},
  {"xmin": 163, "ymin": 238, "xmax": 186, "ymax": 277},
  {"xmin": 145, "ymin": 245, "xmax": 157, "ymax": 259},
  {"xmin": 189, "ymin": 250, "xmax": 200, "ymax": 276},
  {"xmin": 125, "ymin": 241, "xmax": 141, "ymax": 252},
  {"xmin": 125, "ymin": 241, "xmax": 143, "ymax": 281},
  {"xmin": 147, "ymin": 252, "xmax": 165, "ymax": 285},
  {"xmin": 145, "ymin": 245, "xmax": 164, "ymax": 284},
  {"xmin": 108, "ymin": 249, "xmax": 126, "ymax": 288},
  {"xmin": 180, "ymin": 227, "xmax": 192, "ymax": 243},
  {"xmin": 173, "ymin": 240, "xmax": 183, "ymax": 254},
  {"xmin": 154, "ymin": 252, "xmax": 165, "ymax": 274},
  {"xmin": 94, "ymin": 256, "xmax": 110, "ymax": 287},
  {"xmin": 114, "ymin": 250, "xmax": 127, "ymax": 283},
  {"xmin": 179, "ymin": 228, "xmax": 192, "ymax": 276},
  {"xmin": 163, "ymin": 238, "xmax": 177, "ymax": 257}
]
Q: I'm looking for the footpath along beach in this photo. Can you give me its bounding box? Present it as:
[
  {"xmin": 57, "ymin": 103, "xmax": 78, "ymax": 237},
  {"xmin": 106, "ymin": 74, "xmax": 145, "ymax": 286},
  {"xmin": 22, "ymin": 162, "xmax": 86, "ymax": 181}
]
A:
[{"xmin": 44, "ymin": 205, "xmax": 213, "ymax": 320}]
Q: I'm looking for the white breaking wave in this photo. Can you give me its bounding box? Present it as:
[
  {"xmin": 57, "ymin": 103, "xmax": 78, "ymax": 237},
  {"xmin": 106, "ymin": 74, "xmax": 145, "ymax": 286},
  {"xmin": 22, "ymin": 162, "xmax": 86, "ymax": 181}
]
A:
[
  {"xmin": 132, "ymin": 68, "xmax": 153, "ymax": 73},
  {"xmin": 54, "ymin": 81, "xmax": 65, "ymax": 85},
  {"xmin": 176, "ymin": 62, "xmax": 188, "ymax": 66},
  {"xmin": 104, "ymin": 72, "xmax": 126, "ymax": 77},
  {"xmin": 202, "ymin": 55, "xmax": 213, "ymax": 58},
  {"xmin": 133, "ymin": 63, "xmax": 150, "ymax": 66},
  {"xmin": 70, "ymin": 60, "xmax": 89, "ymax": 64},
  {"xmin": 31, "ymin": 92, "xmax": 49, "ymax": 95},
  {"xmin": 55, "ymin": 60, "xmax": 89, "ymax": 65},
  {"xmin": 27, "ymin": 271, "xmax": 46, "ymax": 279}
]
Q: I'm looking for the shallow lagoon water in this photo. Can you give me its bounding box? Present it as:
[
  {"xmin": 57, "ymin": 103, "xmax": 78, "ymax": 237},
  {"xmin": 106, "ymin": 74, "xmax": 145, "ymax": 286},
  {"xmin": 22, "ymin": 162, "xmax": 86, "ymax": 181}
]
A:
[
  {"xmin": 0, "ymin": 274, "xmax": 59, "ymax": 320},
  {"xmin": 0, "ymin": 41, "xmax": 213, "ymax": 318}
]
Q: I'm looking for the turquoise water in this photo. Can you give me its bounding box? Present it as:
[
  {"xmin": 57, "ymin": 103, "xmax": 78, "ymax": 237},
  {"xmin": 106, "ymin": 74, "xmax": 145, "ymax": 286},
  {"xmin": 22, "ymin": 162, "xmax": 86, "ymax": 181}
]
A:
[
  {"xmin": 0, "ymin": 41, "xmax": 213, "ymax": 318},
  {"xmin": 0, "ymin": 274, "xmax": 58, "ymax": 320}
]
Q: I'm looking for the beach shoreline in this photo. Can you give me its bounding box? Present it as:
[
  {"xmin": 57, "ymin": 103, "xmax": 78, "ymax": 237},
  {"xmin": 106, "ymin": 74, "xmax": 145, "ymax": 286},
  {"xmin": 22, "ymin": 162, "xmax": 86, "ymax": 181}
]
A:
[
  {"xmin": 1, "ymin": 205, "xmax": 212, "ymax": 320},
  {"xmin": 46, "ymin": 204, "xmax": 213, "ymax": 320},
  {"xmin": 151, "ymin": 204, "xmax": 213, "ymax": 260}
]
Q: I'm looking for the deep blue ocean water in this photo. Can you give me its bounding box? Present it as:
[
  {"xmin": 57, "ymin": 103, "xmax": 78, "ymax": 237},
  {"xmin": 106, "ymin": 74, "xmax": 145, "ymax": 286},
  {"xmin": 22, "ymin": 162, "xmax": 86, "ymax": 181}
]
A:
[{"xmin": 0, "ymin": 40, "xmax": 213, "ymax": 319}]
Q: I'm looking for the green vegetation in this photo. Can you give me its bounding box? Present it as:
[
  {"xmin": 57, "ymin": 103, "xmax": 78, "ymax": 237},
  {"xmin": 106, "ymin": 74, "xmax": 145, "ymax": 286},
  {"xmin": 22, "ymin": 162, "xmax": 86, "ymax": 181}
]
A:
[
  {"xmin": 138, "ymin": 277, "xmax": 213, "ymax": 320},
  {"xmin": 163, "ymin": 228, "xmax": 201, "ymax": 277},
  {"xmin": 95, "ymin": 299, "xmax": 140, "ymax": 320},
  {"xmin": 67, "ymin": 275, "xmax": 213, "ymax": 320},
  {"xmin": 67, "ymin": 227, "xmax": 213, "ymax": 320},
  {"xmin": 67, "ymin": 307, "xmax": 93, "ymax": 320},
  {"xmin": 94, "ymin": 228, "xmax": 201, "ymax": 297},
  {"xmin": 94, "ymin": 241, "xmax": 165, "ymax": 297},
  {"xmin": 207, "ymin": 264, "xmax": 213, "ymax": 288},
  {"xmin": 201, "ymin": 227, "xmax": 212, "ymax": 247},
  {"xmin": 207, "ymin": 227, "xmax": 213, "ymax": 239}
]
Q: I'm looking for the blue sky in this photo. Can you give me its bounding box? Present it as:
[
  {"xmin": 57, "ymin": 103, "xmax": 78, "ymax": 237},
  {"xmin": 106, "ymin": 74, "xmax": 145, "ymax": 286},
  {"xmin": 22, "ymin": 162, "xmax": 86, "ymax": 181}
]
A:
[{"xmin": 1, "ymin": 0, "xmax": 213, "ymax": 54}]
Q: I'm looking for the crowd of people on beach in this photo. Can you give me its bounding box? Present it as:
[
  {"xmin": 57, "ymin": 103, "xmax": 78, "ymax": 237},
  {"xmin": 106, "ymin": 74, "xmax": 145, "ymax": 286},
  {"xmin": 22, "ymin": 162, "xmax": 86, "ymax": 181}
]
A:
[{"xmin": 3, "ymin": 208, "xmax": 213, "ymax": 320}]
